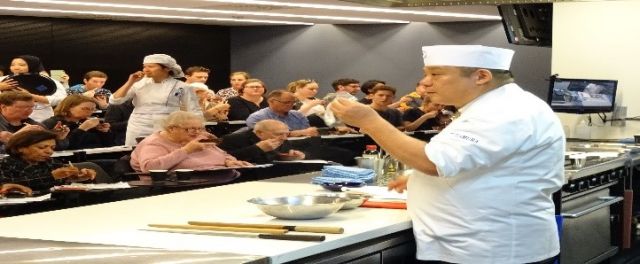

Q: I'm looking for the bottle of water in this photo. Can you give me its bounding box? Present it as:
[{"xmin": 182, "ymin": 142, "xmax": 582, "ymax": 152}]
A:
[{"xmin": 377, "ymin": 154, "xmax": 398, "ymax": 186}]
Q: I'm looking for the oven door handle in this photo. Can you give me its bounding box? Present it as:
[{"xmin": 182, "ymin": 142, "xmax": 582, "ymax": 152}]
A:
[{"xmin": 561, "ymin": 196, "xmax": 624, "ymax": 218}]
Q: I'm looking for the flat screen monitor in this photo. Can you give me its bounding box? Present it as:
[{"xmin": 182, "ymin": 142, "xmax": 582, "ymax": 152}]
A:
[
  {"xmin": 547, "ymin": 77, "xmax": 618, "ymax": 113},
  {"xmin": 498, "ymin": 4, "xmax": 552, "ymax": 47}
]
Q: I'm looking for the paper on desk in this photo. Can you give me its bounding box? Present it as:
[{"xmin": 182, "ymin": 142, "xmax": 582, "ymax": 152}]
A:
[
  {"xmin": 52, "ymin": 182, "xmax": 132, "ymax": 191},
  {"xmin": 0, "ymin": 193, "xmax": 52, "ymax": 204},
  {"xmin": 197, "ymin": 164, "xmax": 273, "ymax": 171},
  {"xmin": 84, "ymin": 145, "xmax": 133, "ymax": 154},
  {"xmin": 320, "ymin": 134, "xmax": 364, "ymax": 139},
  {"xmin": 273, "ymin": 160, "xmax": 331, "ymax": 164}
]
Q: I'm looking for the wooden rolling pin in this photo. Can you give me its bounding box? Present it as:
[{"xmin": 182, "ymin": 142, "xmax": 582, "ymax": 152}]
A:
[
  {"xmin": 143, "ymin": 228, "xmax": 325, "ymax": 242},
  {"xmin": 148, "ymin": 224, "xmax": 287, "ymax": 234},
  {"xmin": 188, "ymin": 221, "xmax": 344, "ymax": 234}
]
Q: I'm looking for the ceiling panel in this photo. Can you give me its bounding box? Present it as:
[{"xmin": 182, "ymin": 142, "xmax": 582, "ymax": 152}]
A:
[{"xmin": 0, "ymin": 0, "xmax": 504, "ymax": 26}]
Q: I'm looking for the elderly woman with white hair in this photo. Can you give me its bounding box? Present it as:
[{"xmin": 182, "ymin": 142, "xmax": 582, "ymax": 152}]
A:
[
  {"xmin": 109, "ymin": 54, "xmax": 202, "ymax": 145},
  {"xmin": 130, "ymin": 111, "xmax": 252, "ymax": 182}
]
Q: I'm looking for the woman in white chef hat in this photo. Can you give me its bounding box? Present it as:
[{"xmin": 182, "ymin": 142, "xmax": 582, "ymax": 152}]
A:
[
  {"xmin": 109, "ymin": 54, "xmax": 202, "ymax": 146},
  {"xmin": 331, "ymin": 45, "xmax": 563, "ymax": 264}
]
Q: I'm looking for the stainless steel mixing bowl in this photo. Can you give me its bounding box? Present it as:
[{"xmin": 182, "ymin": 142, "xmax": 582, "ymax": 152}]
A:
[
  {"xmin": 316, "ymin": 193, "xmax": 369, "ymax": 210},
  {"xmin": 248, "ymin": 195, "xmax": 346, "ymax": 220}
]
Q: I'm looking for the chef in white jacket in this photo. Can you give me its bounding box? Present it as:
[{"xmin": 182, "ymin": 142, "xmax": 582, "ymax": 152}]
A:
[
  {"xmin": 109, "ymin": 54, "xmax": 202, "ymax": 146},
  {"xmin": 331, "ymin": 45, "xmax": 564, "ymax": 264}
]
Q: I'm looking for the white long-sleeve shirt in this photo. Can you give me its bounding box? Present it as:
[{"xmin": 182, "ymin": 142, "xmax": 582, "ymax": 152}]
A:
[{"xmin": 410, "ymin": 83, "xmax": 564, "ymax": 263}]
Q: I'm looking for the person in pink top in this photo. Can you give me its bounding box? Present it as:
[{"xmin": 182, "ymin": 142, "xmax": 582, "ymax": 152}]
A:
[{"xmin": 130, "ymin": 111, "xmax": 252, "ymax": 177}]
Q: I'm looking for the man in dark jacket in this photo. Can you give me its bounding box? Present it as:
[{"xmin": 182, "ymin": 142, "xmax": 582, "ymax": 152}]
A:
[{"xmin": 218, "ymin": 119, "xmax": 304, "ymax": 164}]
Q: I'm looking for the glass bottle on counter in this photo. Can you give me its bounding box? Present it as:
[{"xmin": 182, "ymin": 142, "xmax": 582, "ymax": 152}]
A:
[
  {"xmin": 377, "ymin": 153, "xmax": 398, "ymax": 186},
  {"xmin": 362, "ymin": 145, "xmax": 379, "ymax": 159}
]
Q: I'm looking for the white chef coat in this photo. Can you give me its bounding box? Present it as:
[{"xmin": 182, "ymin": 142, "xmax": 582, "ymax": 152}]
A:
[
  {"xmin": 109, "ymin": 77, "xmax": 202, "ymax": 146},
  {"xmin": 409, "ymin": 83, "xmax": 564, "ymax": 263},
  {"xmin": 0, "ymin": 76, "xmax": 67, "ymax": 122}
]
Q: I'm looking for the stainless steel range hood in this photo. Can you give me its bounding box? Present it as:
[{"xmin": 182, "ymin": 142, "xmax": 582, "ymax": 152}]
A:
[{"xmin": 340, "ymin": 0, "xmax": 571, "ymax": 7}]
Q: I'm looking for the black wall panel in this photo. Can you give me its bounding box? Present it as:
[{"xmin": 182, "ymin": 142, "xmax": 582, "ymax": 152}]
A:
[{"xmin": 0, "ymin": 16, "xmax": 231, "ymax": 91}]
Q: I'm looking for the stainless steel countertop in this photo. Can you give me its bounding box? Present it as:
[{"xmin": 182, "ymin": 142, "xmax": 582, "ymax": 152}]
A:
[{"xmin": 0, "ymin": 236, "xmax": 267, "ymax": 264}]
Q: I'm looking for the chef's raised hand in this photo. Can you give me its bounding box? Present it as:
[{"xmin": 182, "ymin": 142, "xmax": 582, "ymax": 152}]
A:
[
  {"xmin": 330, "ymin": 98, "xmax": 380, "ymax": 131},
  {"xmin": 387, "ymin": 175, "xmax": 409, "ymax": 193}
]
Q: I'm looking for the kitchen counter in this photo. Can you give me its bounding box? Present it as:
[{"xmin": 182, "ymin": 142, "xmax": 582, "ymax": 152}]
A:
[{"xmin": 0, "ymin": 172, "xmax": 412, "ymax": 263}]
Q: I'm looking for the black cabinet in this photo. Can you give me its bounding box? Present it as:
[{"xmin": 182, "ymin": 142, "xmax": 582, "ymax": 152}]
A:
[{"xmin": 285, "ymin": 230, "xmax": 415, "ymax": 264}]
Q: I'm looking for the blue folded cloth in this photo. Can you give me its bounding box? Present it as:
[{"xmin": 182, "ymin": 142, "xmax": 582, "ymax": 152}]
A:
[
  {"xmin": 311, "ymin": 176, "xmax": 365, "ymax": 185},
  {"xmin": 319, "ymin": 165, "xmax": 376, "ymax": 182}
]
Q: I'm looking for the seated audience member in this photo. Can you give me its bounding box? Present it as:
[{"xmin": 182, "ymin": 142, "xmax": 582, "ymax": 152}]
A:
[
  {"xmin": 358, "ymin": 79, "xmax": 385, "ymax": 104},
  {"xmin": 397, "ymin": 81, "xmax": 427, "ymax": 112},
  {"xmin": 402, "ymin": 95, "xmax": 443, "ymax": 132},
  {"xmin": 246, "ymin": 90, "xmax": 318, "ymax": 137},
  {"xmin": 323, "ymin": 78, "xmax": 360, "ymax": 103},
  {"xmin": 288, "ymin": 79, "xmax": 328, "ymax": 127},
  {"xmin": 184, "ymin": 66, "xmax": 210, "ymax": 85},
  {"xmin": 104, "ymin": 99, "xmax": 134, "ymax": 146},
  {"xmin": 219, "ymin": 119, "xmax": 304, "ymax": 164},
  {"xmin": 67, "ymin": 70, "xmax": 111, "ymax": 110},
  {"xmin": 191, "ymin": 83, "xmax": 230, "ymax": 121},
  {"xmin": 0, "ymin": 91, "xmax": 69, "ymax": 151},
  {"xmin": 0, "ymin": 130, "xmax": 96, "ymax": 192},
  {"xmin": 227, "ymin": 78, "xmax": 268, "ymax": 121},
  {"xmin": 42, "ymin": 95, "xmax": 115, "ymax": 150},
  {"xmin": 0, "ymin": 55, "xmax": 67, "ymax": 122},
  {"xmin": 130, "ymin": 111, "xmax": 251, "ymax": 182},
  {"xmin": 435, "ymin": 105, "xmax": 457, "ymax": 130},
  {"xmin": 288, "ymin": 79, "xmax": 325, "ymax": 116},
  {"xmin": 217, "ymin": 71, "xmax": 250, "ymax": 100},
  {"xmin": 369, "ymin": 85, "xmax": 404, "ymax": 129}
]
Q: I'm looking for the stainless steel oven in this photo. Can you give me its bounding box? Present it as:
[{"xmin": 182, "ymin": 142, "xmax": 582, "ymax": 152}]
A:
[
  {"xmin": 561, "ymin": 148, "xmax": 628, "ymax": 264},
  {"xmin": 562, "ymin": 184, "xmax": 623, "ymax": 264}
]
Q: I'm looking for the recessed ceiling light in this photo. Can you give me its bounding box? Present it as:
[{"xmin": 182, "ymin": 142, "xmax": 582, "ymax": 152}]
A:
[
  {"xmin": 0, "ymin": 6, "xmax": 314, "ymax": 25},
  {"xmin": 11, "ymin": 0, "xmax": 410, "ymax": 23},
  {"xmin": 205, "ymin": 0, "xmax": 502, "ymax": 20}
]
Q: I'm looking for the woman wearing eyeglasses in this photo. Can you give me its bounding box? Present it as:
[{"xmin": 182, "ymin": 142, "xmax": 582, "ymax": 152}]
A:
[
  {"xmin": 42, "ymin": 95, "xmax": 115, "ymax": 150},
  {"xmin": 226, "ymin": 78, "xmax": 268, "ymax": 121},
  {"xmin": 130, "ymin": 111, "xmax": 252, "ymax": 179}
]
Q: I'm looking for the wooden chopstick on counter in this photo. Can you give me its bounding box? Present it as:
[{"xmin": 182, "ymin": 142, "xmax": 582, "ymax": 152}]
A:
[
  {"xmin": 148, "ymin": 224, "xmax": 287, "ymax": 234},
  {"xmin": 187, "ymin": 221, "xmax": 344, "ymax": 234},
  {"xmin": 142, "ymin": 228, "xmax": 325, "ymax": 242}
]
